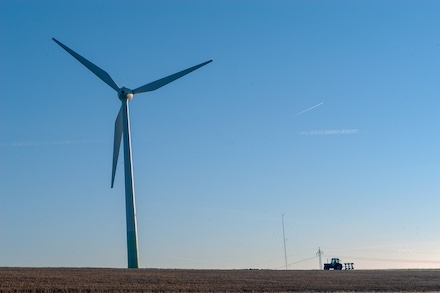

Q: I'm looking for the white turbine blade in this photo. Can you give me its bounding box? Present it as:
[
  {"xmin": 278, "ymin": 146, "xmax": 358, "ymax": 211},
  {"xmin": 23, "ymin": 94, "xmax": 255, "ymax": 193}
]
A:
[
  {"xmin": 132, "ymin": 60, "xmax": 212, "ymax": 94},
  {"xmin": 111, "ymin": 106, "xmax": 123, "ymax": 188},
  {"xmin": 53, "ymin": 38, "xmax": 120, "ymax": 92}
]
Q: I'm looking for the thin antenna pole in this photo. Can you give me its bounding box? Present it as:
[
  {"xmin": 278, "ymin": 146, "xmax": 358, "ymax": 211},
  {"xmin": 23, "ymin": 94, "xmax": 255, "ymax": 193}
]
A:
[
  {"xmin": 282, "ymin": 214, "xmax": 288, "ymax": 270},
  {"xmin": 316, "ymin": 247, "xmax": 323, "ymax": 270}
]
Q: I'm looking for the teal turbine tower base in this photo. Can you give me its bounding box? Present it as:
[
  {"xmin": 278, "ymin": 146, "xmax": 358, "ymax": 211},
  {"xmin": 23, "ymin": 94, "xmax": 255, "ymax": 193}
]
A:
[
  {"xmin": 121, "ymin": 99, "xmax": 138, "ymax": 268},
  {"xmin": 53, "ymin": 38, "xmax": 212, "ymax": 268}
]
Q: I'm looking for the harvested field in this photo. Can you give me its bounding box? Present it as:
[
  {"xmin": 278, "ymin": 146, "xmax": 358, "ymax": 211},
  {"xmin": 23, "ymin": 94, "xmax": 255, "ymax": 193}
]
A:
[{"xmin": 0, "ymin": 267, "xmax": 439, "ymax": 292}]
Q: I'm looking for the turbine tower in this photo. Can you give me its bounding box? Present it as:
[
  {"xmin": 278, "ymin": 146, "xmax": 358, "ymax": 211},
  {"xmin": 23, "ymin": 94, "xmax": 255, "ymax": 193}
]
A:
[{"xmin": 53, "ymin": 38, "xmax": 212, "ymax": 268}]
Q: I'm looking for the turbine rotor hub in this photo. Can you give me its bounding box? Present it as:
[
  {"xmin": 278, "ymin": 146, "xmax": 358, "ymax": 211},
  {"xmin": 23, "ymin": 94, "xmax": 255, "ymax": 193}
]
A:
[{"xmin": 118, "ymin": 87, "xmax": 134, "ymax": 102}]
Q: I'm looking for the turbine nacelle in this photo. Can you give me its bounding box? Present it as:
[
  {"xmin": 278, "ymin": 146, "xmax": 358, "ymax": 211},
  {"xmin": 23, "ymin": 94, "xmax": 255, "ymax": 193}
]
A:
[{"xmin": 118, "ymin": 87, "xmax": 134, "ymax": 102}]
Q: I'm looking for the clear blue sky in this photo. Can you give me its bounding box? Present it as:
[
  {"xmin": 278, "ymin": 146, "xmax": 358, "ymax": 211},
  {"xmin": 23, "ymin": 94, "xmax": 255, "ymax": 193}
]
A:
[{"xmin": 1, "ymin": 0, "xmax": 440, "ymax": 270}]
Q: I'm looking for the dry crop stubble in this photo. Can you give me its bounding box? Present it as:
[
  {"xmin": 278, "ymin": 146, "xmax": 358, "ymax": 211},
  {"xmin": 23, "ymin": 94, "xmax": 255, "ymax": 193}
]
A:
[{"xmin": 0, "ymin": 268, "xmax": 439, "ymax": 292}]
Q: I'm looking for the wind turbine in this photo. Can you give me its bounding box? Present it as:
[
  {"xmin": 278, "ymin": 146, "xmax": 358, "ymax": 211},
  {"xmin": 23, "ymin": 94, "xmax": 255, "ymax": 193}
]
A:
[{"xmin": 53, "ymin": 38, "xmax": 212, "ymax": 268}]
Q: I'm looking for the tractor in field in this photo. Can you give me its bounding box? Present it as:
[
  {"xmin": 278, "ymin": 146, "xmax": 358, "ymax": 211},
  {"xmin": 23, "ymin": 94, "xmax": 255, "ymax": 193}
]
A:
[
  {"xmin": 324, "ymin": 258, "xmax": 343, "ymax": 270},
  {"xmin": 323, "ymin": 258, "xmax": 354, "ymax": 270}
]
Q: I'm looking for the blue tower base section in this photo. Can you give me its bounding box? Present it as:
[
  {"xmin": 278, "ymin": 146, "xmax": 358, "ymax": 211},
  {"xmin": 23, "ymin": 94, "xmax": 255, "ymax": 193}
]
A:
[
  {"xmin": 127, "ymin": 230, "xmax": 139, "ymax": 268},
  {"xmin": 123, "ymin": 101, "xmax": 139, "ymax": 269}
]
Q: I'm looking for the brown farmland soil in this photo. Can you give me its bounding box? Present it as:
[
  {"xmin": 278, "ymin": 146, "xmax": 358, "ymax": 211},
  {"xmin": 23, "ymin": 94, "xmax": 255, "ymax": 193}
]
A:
[{"xmin": 0, "ymin": 268, "xmax": 439, "ymax": 292}]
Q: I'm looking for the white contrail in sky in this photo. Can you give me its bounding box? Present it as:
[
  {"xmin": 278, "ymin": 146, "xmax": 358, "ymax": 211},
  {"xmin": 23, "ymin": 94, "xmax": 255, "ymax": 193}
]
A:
[
  {"xmin": 295, "ymin": 102, "xmax": 324, "ymax": 116},
  {"xmin": 0, "ymin": 139, "xmax": 107, "ymax": 147},
  {"xmin": 300, "ymin": 129, "xmax": 359, "ymax": 135}
]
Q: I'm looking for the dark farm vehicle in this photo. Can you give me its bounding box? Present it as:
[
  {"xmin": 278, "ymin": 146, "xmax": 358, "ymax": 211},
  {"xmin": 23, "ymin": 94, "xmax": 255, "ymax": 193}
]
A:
[
  {"xmin": 324, "ymin": 258, "xmax": 342, "ymax": 270},
  {"xmin": 324, "ymin": 258, "xmax": 354, "ymax": 270}
]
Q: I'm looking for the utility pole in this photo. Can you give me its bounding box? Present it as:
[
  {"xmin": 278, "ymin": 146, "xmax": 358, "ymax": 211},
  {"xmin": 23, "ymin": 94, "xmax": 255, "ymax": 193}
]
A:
[
  {"xmin": 282, "ymin": 214, "xmax": 288, "ymax": 270},
  {"xmin": 316, "ymin": 247, "xmax": 324, "ymax": 270}
]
